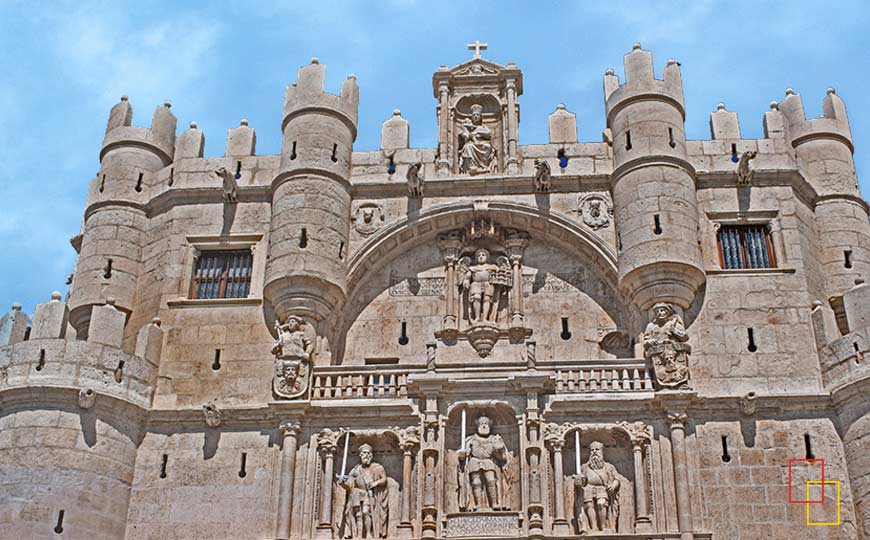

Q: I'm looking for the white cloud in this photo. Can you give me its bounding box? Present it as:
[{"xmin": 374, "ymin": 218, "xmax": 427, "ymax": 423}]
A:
[{"xmin": 49, "ymin": 7, "xmax": 221, "ymax": 108}]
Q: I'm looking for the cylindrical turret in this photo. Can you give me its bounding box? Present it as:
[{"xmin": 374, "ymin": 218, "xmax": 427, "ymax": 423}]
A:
[
  {"xmin": 780, "ymin": 88, "xmax": 870, "ymax": 303},
  {"xmin": 264, "ymin": 59, "xmax": 359, "ymax": 333},
  {"xmin": 67, "ymin": 97, "xmax": 176, "ymax": 337},
  {"xmin": 604, "ymin": 44, "xmax": 705, "ymax": 311}
]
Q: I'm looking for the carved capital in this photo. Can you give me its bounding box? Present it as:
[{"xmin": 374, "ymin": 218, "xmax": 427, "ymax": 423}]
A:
[
  {"xmin": 617, "ymin": 420, "xmax": 653, "ymax": 446},
  {"xmin": 437, "ymin": 230, "xmax": 464, "ymax": 262},
  {"xmin": 279, "ymin": 421, "xmax": 301, "ymax": 438},
  {"xmin": 543, "ymin": 422, "xmax": 570, "ymax": 449},
  {"xmin": 318, "ymin": 427, "xmax": 345, "ymax": 455},
  {"xmin": 394, "ymin": 425, "xmax": 421, "ymax": 452},
  {"xmin": 666, "ymin": 412, "xmax": 688, "ymax": 430}
]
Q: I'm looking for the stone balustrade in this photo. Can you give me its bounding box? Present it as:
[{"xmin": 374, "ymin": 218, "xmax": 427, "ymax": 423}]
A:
[
  {"xmin": 311, "ymin": 366, "xmax": 426, "ymax": 399},
  {"xmin": 550, "ymin": 361, "xmax": 653, "ymax": 393}
]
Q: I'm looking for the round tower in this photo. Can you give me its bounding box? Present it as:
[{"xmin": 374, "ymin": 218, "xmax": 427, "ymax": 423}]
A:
[
  {"xmin": 604, "ymin": 44, "xmax": 705, "ymax": 311},
  {"xmin": 67, "ymin": 97, "xmax": 176, "ymax": 337},
  {"xmin": 780, "ymin": 88, "xmax": 870, "ymax": 303},
  {"xmin": 264, "ymin": 59, "xmax": 359, "ymax": 338}
]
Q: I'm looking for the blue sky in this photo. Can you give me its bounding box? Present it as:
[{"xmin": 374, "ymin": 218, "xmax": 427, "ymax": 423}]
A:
[{"xmin": 1, "ymin": 0, "xmax": 869, "ymax": 316}]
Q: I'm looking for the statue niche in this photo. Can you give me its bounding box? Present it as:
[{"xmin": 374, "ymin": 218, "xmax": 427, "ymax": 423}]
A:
[
  {"xmin": 458, "ymin": 103, "xmax": 497, "ymax": 175},
  {"xmin": 436, "ymin": 219, "xmax": 531, "ymax": 358},
  {"xmin": 444, "ymin": 404, "xmax": 521, "ymax": 538}
]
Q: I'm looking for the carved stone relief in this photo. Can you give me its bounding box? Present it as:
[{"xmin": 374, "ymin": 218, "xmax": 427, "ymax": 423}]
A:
[
  {"xmin": 737, "ymin": 150, "xmax": 758, "ymax": 186},
  {"xmin": 574, "ymin": 440, "xmax": 621, "ymax": 533},
  {"xmin": 272, "ymin": 316, "xmax": 315, "ymax": 399},
  {"xmin": 642, "ymin": 302, "xmax": 692, "ymax": 389},
  {"xmin": 578, "ymin": 193, "xmax": 613, "ymax": 230},
  {"xmin": 435, "ymin": 219, "xmax": 531, "ymax": 357},
  {"xmin": 353, "ymin": 203, "xmax": 385, "ymax": 236},
  {"xmin": 202, "ymin": 402, "xmax": 222, "ymax": 427}
]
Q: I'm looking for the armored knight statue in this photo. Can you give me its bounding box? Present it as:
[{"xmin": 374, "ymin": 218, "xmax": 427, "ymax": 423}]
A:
[
  {"xmin": 458, "ymin": 248, "xmax": 511, "ymax": 324},
  {"xmin": 272, "ymin": 316, "xmax": 315, "ymax": 399},
  {"xmin": 574, "ymin": 441, "xmax": 620, "ymax": 533},
  {"xmin": 458, "ymin": 104, "xmax": 496, "ymax": 175},
  {"xmin": 457, "ymin": 415, "xmax": 511, "ymax": 511},
  {"xmin": 642, "ymin": 302, "xmax": 692, "ymax": 389},
  {"xmin": 339, "ymin": 444, "xmax": 389, "ymax": 539}
]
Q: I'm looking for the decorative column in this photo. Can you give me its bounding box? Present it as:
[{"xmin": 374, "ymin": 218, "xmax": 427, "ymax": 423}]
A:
[
  {"xmin": 544, "ymin": 425, "xmax": 571, "ymax": 536},
  {"xmin": 619, "ymin": 421, "xmax": 653, "ymax": 533},
  {"xmin": 396, "ymin": 427, "xmax": 420, "ymax": 540},
  {"xmin": 504, "ymin": 77, "xmax": 520, "ymax": 174},
  {"xmin": 437, "ymin": 232, "xmax": 463, "ymax": 339},
  {"xmin": 667, "ymin": 413, "xmax": 694, "ymax": 540},
  {"xmin": 316, "ymin": 430, "xmax": 341, "ymax": 539},
  {"xmin": 275, "ymin": 421, "xmax": 301, "ymax": 540},
  {"xmin": 504, "ymin": 230, "xmax": 530, "ymax": 338},
  {"xmin": 437, "ymin": 82, "xmax": 451, "ymax": 174},
  {"xmin": 526, "ymin": 403, "xmax": 544, "ymax": 537}
]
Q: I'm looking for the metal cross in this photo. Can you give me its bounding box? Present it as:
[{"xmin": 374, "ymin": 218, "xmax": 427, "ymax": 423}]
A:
[{"xmin": 467, "ymin": 40, "xmax": 488, "ymax": 58}]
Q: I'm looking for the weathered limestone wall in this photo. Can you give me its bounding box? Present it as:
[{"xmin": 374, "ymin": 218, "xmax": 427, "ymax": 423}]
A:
[
  {"xmin": 125, "ymin": 430, "xmax": 276, "ymax": 540},
  {"xmin": 0, "ymin": 405, "xmax": 142, "ymax": 540},
  {"xmin": 693, "ymin": 417, "xmax": 858, "ymax": 539}
]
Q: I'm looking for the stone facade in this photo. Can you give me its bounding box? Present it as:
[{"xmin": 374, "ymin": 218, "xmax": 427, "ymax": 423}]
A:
[{"xmin": 2, "ymin": 43, "xmax": 870, "ymax": 540}]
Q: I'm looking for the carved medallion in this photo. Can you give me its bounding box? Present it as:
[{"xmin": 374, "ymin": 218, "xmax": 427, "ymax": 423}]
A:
[
  {"xmin": 578, "ymin": 193, "xmax": 613, "ymax": 229},
  {"xmin": 352, "ymin": 203, "xmax": 384, "ymax": 236}
]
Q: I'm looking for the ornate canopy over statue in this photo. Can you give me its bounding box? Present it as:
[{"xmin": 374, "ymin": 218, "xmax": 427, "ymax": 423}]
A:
[{"xmin": 432, "ymin": 45, "xmax": 523, "ymax": 176}]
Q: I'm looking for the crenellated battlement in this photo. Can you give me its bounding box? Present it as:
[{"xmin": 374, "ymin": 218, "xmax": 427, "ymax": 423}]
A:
[
  {"xmin": 100, "ymin": 97, "xmax": 177, "ymax": 165},
  {"xmin": 780, "ymin": 87, "xmax": 853, "ymax": 151},
  {"xmin": 603, "ymin": 43, "xmax": 684, "ymax": 124},
  {"xmin": 0, "ymin": 294, "xmax": 163, "ymax": 410},
  {"xmin": 282, "ymin": 58, "xmax": 359, "ymax": 140}
]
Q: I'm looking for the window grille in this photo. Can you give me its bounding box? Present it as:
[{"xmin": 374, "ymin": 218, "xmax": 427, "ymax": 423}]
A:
[
  {"xmin": 190, "ymin": 250, "xmax": 253, "ymax": 299},
  {"xmin": 717, "ymin": 225, "xmax": 776, "ymax": 269}
]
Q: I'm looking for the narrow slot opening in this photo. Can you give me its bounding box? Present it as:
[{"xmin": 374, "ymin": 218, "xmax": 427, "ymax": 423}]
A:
[
  {"xmin": 168, "ymin": 167, "xmax": 174, "ymax": 187},
  {"xmin": 331, "ymin": 143, "xmax": 338, "ymax": 162},
  {"xmin": 625, "ymin": 130, "xmax": 632, "ymax": 151},
  {"xmin": 238, "ymin": 452, "xmax": 248, "ymax": 478},
  {"xmin": 560, "ymin": 317, "xmax": 572, "ymax": 341},
  {"xmin": 212, "ymin": 350, "xmax": 222, "ymax": 371},
  {"xmin": 299, "ymin": 228, "xmax": 308, "ymax": 249},
  {"xmin": 721, "ymin": 435, "xmax": 731, "ymax": 463},
  {"xmin": 804, "ymin": 433, "xmax": 814, "ymax": 459},
  {"xmin": 54, "ymin": 509, "xmax": 65, "ymax": 534},
  {"xmin": 844, "ymin": 250, "xmax": 853, "ymax": 269},
  {"xmin": 616, "ymin": 232, "xmax": 622, "ymax": 252},
  {"xmin": 557, "ymin": 148, "xmax": 568, "ymax": 168},
  {"xmin": 668, "ymin": 127, "xmax": 676, "ymax": 148},
  {"xmin": 114, "ymin": 359, "xmax": 124, "ymax": 383},
  {"xmin": 747, "ymin": 328, "xmax": 757, "ymax": 352},
  {"xmin": 731, "ymin": 143, "xmax": 739, "ymax": 163},
  {"xmin": 23, "ymin": 327, "xmax": 31, "ymax": 341},
  {"xmin": 160, "ymin": 453, "xmax": 168, "ymax": 478},
  {"xmin": 387, "ymin": 155, "xmax": 396, "ymax": 175},
  {"xmin": 398, "ymin": 321, "xmax": 409, "ymax": 346},
  {"xmin": 103, "ymin": 259, "xmax": 113, "ymax": 279},
  {"xmin": 653, "ymin": 215, "xmax": 663, "ymax": 235},
  {"xmin": 235, "ymin": 161, "xmax": 242, "ymax": 179},
  {"xmin": 338, "ymin": 241, "xmax": 345, "ymax": 260},
  {"xmin": 36, "ymin": 349, "xmax": 46, "ymax": 371},
  {"xmin": 135, "ymin": 172, "xmax": 143, "ymax": 192},
  {"xmin": 99, "ymin": 174, "xmax": 106, "ymax": 193},
  {"xmin": 290, "ymin": 141, "xmax": 297, "ymax": 160}
]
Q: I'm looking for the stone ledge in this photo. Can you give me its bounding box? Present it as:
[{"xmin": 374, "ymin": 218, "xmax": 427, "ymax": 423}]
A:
[
  {"xmin": 166, "ymin": 297, "xmax": 263, "ymax": 308},
  {"xmin": 706, "ymin": 267, "xmax": 797, "ymax": 276}
]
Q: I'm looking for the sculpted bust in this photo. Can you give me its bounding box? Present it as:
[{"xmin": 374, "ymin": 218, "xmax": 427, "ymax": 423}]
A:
[{"xmin": 458, "ymin": 104, "xmax": 495, "ymax": 175}]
